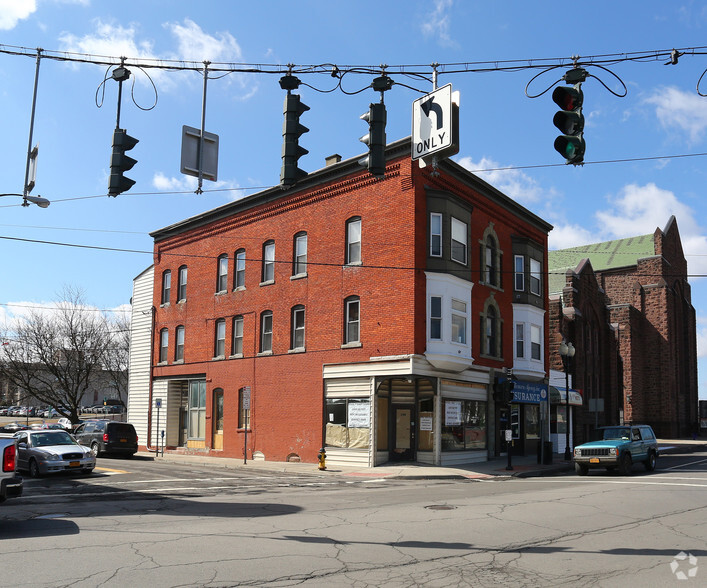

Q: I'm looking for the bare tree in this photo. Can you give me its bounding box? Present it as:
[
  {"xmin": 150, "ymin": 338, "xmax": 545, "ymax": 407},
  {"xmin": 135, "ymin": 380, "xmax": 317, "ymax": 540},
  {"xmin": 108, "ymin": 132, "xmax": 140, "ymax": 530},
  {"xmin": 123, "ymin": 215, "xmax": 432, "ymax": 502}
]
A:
[
  {"xmin": 0, "ymin": 286, "xmax": 119, "ymax": 423},
  {"xmin": 100, "ymin": 312, "xmax": 131, "ymax": 406}
]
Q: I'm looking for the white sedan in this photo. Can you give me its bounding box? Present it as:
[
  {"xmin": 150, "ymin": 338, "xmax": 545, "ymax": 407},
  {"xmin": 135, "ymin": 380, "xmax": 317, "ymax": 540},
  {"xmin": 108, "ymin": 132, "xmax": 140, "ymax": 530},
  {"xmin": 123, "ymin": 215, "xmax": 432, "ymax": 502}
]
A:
[{"xmin": 14, "ymin": 430, "xmax": 95, "ymax": 477}]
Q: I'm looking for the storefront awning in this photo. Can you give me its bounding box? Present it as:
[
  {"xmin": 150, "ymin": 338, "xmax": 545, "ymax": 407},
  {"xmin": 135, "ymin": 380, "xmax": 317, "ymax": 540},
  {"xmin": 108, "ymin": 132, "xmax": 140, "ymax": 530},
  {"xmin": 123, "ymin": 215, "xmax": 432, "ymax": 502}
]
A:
[{"xmin": 549, "ymin": 386, "xmax": 583, "ymax": 406}]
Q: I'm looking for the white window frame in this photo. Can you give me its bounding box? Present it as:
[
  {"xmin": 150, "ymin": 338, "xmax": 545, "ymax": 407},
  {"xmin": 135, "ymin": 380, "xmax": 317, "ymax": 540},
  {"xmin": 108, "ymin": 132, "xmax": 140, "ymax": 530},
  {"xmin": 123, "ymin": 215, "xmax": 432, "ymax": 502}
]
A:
[
  {"xmin": 451, "ymin": 217, "xmax": 467, "ymax": 265},
  {"xmin": 177, "ymin": 266, "xmax": 187, "ymax": 302},
  {"xmin": 515, "ymin": 323, "xmax": 525, "ymax": 359},
  {"xmin": 430, "ymin": 213, "xmax": 442, "ymax": 257},
  {"xmin": 161, "ymin": 270, "xmax": 171, "ymax": 305},
  {"xmin": 216, "ymin": 255, "xmax": 228, "ymax": 293},
  {"xmin": 531, "ymin": 324, "xmax": 542, "ymax": 360},
  {"xmin": 187, "ymin": 380, "xmax": 206, "ymax": 440},
  {"xmin": 260, "ymin": 311, "xmax": 273, "ymax": 353},
  {"xmin": 214, "ymin": 319, "xmax": 226, "ymax": 358},
  {"xmin": 293, "ymin": 233, "xmax": 307, "ymax": 276},
  {"xmin": 175, "ymin": 325, "xmax": 185, "ymax": 361},
  {"xmin": 262, "ymin": 242, "xmax": 275, "ymax": 283},
  {"xmin": 514, "ymin": 255, "xmax": 525, "ymax": 292},
  {"xmin": 346, "ymin": 217, "xmax": 362, "ymax": 265},
  {"xmin": 232, "ymin": 315, "xmax": 243, "ymax": 356},
  {"xmin": 291, "ymin": 305, "xmax": 305, "ymax": 350},
  {"xmin": 530, "ymin": 258, "xmax": 542, "ymax": 296},
  {"xmin": 235, "ymin": 249, "xmax": 246, "ymax": 289},
  {"xmin": 451, "ymin": 298, "xmax": 467, "ymax": 345},
  {"xmin": 345, "ymin": 297, "xmax": 360, "ymax": 344},
  {"xmin": 159, "ymin": 328, "xmax": 169, "ymax": 363}
]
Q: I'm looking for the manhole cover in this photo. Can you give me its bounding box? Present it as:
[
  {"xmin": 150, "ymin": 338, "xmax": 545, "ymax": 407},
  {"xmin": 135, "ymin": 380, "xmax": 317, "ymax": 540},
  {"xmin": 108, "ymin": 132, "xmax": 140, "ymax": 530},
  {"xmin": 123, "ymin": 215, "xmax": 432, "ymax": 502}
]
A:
[{"xmin": 425, "ymin": 505, "xmax": 456, "ymax": 510}]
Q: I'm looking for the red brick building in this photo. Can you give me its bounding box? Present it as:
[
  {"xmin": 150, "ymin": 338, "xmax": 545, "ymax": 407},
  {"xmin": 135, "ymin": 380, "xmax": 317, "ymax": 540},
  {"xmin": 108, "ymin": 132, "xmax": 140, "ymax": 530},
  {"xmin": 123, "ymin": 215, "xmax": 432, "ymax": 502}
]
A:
[
  {"xmin": 131, "ymin": 138, "xmax": 552, "ymax": 467},
  {"xmin": 548, "ymin": 216, "xmax": 699, "ymax": 444}
]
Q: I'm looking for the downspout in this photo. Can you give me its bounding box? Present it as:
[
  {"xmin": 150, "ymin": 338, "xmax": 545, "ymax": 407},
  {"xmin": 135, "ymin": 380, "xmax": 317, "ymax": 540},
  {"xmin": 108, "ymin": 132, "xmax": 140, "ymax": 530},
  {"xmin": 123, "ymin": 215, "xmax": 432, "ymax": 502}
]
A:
[{"xmin": 146, "ymin": 305, "xmax": 158, "ymax": 452}]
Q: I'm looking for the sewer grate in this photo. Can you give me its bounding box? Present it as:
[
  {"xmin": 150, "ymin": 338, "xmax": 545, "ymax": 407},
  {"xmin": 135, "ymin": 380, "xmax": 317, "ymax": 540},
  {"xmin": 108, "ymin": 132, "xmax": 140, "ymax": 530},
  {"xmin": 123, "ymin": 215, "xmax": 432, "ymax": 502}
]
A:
[{"xmin": 425, "ymin": 505, "xmax": 456, "ymax": 510}]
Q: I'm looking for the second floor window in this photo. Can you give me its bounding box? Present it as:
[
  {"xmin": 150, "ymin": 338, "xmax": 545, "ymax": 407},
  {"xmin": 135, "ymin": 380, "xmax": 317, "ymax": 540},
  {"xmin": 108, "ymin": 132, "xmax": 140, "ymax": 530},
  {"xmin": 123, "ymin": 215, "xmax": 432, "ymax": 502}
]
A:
[
  {"xmin": 232, "ymin": 315, "xmax": 243, "ymax": 355},
  {"xmin": 485, "ymin": 235, "xmax": 498, "ymax": 285},
  {"xmin": 161, "ymin": 270, "xmax": 171, "ymax": 305},
  {"xmin": 291, "ymin": 305, "xmax": 305, "ymax": 349},
  {"xmin": 216, "ymin": 254, "xmax": 228, "ymax": 293},
  {"xmin": 531, "ymin": 324, "xmax": 542, "ymax": 360},
  {"xmin": 177, "ymin": 266, "xmax": 187, "ymax": 302},
  {"xmin": 344, "ymin": 296, "xmax": 360, "ymax": 344},
  {"xmin": 514, "ymin": 255, "xmax": 525, "ymax": 291},
  {"xmin": 175, "ymin": 325, "xmax": 185, "ymax": 361},
  {"xmin": 430, "ymin": 296, "xmax": 442, "ymax": 340},
  {"xmin": 451, "ymin": 299, "xmax": 467, "ymax": 344},
  {"xmin": 262, "ymin": 241, "xmax": 275, "ymax": 283},
  {"xmin": 451, "ymin": 217, "xmax": 467, "ymax": 265},
  {"xmin": 260, "ymin": 310, "xmax": 273, "ymax": 353},
  {"xmin": 515, "ymin": 323, "xmax": 525, "ymax": 358},
  {"xmin": 159, "ymin": 328, "xmax": 169, "ymax": 363},
  {"xmin": 530, "ymin": 258, "xmax": 542, "ymax": 296},
  {"xmin": 346, "ymin": 217, "xmax": 361, "ymax": 265},
  {"xmin": 235, "ymin": 249, "xmax": 246, "ymax": 289},
  {"xmin": 214, "ymin": 319, "xmax": 226, "ymax": 358},
  {"xmin": 293, "ymin": 233, "xmax": 307, "ymax": 276},
  {"xmin": 430, "ymin": 213, "xmax": 442, "ymax": 257}
]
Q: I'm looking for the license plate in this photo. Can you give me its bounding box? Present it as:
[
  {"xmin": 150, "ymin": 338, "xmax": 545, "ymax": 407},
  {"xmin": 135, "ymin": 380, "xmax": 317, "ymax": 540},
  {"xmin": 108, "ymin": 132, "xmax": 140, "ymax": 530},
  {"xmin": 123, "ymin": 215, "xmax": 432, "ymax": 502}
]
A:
[
  {"xmin": 589, "ymin": 458, "xmax": 600, "ymax": 464},
  {"xmin": 69, "ymin": 461, "xmax": 80, "ymax": 467},
  {"xmin": 120, "ymin": 438, "xmax": 127, "ymax": 443}
]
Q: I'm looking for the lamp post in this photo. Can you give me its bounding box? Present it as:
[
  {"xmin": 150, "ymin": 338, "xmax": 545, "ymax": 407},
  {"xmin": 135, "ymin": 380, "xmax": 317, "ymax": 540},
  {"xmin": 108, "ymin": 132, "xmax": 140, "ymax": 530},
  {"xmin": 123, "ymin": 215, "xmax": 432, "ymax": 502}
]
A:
[
  {"xmin": 559, "ymin": 340, "xmax": 575, "ymax": 461},
  {"xmin": 0, "ymin": 193, "xmax": 50, "ymax": 208}
]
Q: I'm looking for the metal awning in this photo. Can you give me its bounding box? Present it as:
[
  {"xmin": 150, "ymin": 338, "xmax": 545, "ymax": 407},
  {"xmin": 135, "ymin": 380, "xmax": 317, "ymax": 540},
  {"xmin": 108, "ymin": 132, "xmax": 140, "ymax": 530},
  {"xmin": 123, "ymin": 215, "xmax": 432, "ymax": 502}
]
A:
[{"xmin": 549, "ymin": 386, "xmax": 583, "ymax": 406}]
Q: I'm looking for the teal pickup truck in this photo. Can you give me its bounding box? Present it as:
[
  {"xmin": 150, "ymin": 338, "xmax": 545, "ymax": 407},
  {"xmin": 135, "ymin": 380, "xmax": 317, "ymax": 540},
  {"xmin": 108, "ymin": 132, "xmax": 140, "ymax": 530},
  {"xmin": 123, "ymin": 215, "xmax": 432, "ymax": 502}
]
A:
[{"xmin": 573, "ymin": 425, "xmax": 659, "ymax": 476}]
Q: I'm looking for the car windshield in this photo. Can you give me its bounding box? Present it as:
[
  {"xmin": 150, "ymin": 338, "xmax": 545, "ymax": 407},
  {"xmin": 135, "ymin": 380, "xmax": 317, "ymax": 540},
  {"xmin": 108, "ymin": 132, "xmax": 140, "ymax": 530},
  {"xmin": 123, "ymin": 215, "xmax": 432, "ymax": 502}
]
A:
[
  {"xmin": 602, "ymin": 427, "xmax": 631, "ymax": 441},
  {"xmin": 32, "ymin": 432, "xmax": 76, "ymax": 447}
]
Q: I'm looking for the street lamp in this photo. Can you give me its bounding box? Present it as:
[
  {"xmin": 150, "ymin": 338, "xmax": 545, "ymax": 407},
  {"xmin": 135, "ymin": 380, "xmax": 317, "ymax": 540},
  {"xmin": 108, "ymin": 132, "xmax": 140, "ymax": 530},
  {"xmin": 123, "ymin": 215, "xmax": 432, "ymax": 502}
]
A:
[
  {"xmin": 0, "ymin": 193, "xmax": 50, "ymax": 208},
  {"xmin": 559, "ymin": 340, "xmax": 575, "ymax": 461}
]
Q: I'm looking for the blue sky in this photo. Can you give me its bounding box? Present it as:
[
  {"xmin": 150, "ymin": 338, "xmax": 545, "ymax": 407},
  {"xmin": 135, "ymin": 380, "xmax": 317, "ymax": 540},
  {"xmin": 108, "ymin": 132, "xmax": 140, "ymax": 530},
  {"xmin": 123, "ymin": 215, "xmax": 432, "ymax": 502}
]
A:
[{"xmin": 1, "ymin": 1, "xmax": 706, "ymax": 398}]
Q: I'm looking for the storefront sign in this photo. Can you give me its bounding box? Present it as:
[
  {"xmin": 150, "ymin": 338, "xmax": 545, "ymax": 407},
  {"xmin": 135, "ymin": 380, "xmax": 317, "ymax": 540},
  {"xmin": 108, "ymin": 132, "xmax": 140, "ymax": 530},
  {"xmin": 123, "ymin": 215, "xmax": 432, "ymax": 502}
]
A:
[
  {"xmin": 445, "ymin": 401, "xmax": 462, "ymax": 426},
  {"xmin": 347, "ymin": 402, "xmax": 370, "ymax": 428},
  {"xmin": 506, "ymin": 380, "xmax": 548, "ymax": 404}
]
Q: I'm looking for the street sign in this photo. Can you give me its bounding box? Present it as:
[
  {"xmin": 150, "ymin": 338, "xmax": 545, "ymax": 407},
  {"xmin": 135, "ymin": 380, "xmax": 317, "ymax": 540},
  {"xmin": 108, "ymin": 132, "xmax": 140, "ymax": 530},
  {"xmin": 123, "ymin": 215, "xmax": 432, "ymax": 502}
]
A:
[
  {"xmin": 180, "ymin": 125, "xmax": 219, "ymax": 181},
  {"xmin": 155, "ymin": 398, "xmax": 162, "ymax": 408},
  {"xmin": 242, "ymin": 386, "xmax": 251, "ymax": 410},
  {"xmin": 412, "ymin": 84, "xmax": 460, "ymax": 165}
]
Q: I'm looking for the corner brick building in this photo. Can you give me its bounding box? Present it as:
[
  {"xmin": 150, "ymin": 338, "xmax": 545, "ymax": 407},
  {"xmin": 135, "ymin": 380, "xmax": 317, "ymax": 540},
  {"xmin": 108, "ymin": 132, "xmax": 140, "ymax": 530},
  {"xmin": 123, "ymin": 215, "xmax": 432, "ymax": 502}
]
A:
[
  {"xmin": 128, "ymin": 138, "xmax": 552, "ymax": 467},
  {"xmin": 548, "ymin": 216, "xmax": 698, "ymax": 444}
]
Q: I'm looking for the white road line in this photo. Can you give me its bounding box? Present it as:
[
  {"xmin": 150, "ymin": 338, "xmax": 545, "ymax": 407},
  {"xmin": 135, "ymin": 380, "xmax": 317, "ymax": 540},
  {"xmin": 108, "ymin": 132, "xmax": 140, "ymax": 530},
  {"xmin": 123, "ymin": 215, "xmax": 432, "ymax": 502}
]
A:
[
  {"xmin": 520, "ymin": 478, "xmax": 707, "ymax": 488},
  {"xmin": 664, "ymin": 458, "xmax": 707, "ymax": 470}
]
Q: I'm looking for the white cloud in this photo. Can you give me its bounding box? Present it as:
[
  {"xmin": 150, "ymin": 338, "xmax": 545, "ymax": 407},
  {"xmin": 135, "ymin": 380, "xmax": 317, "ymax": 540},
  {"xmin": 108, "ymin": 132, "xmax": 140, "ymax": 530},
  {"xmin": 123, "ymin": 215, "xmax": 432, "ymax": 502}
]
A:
[
  {"xmin": 644, "ymin": 86, "xmax": 707, "ymax": 144},
  {"xmin": 456, "ymin": 156, "xmax": 555, "ymax": 205},
  {"xmin": 152, "ymin": 172, "xmax": 246, "ymax": 202},
  {"xmin": 163, "ymin": 19, "xmax": 242, "ymax": 63},
  {"xmin": 420, "ymin": 0, "xmax": 457, "ymax": 48},
  {"xmin": 548, "ymin": 223, "xmax": 599, "ymax": 250},
  {"xmin": 698, "ymin": 316, "xmax": 707, "ymax": 359},
  {"xmin": 0, "ymin": 0, "xmax": 37, "ymax": 30}
]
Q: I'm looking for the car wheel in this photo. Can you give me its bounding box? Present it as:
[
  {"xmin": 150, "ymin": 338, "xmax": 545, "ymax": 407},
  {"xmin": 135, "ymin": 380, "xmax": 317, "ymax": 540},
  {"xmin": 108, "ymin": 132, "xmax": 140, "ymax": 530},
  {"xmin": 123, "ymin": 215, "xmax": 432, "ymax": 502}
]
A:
[
  {"xmin": 644, "ymin": 451, "xmax": 657, "ymax": 472},
  {"xmin": 28, "ymin": 458, "xmax": 41, "ymax": 478},
  {"xmin": 90, "ymin": 442, "xmax": 100, "ymax": 457},
  {"xmin": 618, "ymin": 452, "xmax": 633, "ymax": 476},
  {"xmin": 82, "ymin": 469, "xmax": 93, "ymax": 475},
  {"xmin": 575, "ymin": 462, "xmax": 589, "ymax": 476}
]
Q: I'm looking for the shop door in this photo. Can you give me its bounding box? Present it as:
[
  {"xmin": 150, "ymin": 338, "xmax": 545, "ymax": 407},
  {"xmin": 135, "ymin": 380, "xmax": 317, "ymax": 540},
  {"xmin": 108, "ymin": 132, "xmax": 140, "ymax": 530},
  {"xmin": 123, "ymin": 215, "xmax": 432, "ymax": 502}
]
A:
[
  {"xmin": 212, "ymin": 389, "xmax": 224, "ymax": 450},
  {"xmin": 390, "ymin": 405, "xmax": 415, "ymax": 462}
]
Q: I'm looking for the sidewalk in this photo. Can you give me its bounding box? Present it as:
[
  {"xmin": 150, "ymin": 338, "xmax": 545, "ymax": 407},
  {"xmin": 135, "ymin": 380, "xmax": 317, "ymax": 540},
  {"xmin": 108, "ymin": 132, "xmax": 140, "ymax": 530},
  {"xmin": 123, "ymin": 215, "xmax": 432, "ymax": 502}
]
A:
[{"xmin": 137, "ymin": 438, "xmax": 707, "ymax": 481}]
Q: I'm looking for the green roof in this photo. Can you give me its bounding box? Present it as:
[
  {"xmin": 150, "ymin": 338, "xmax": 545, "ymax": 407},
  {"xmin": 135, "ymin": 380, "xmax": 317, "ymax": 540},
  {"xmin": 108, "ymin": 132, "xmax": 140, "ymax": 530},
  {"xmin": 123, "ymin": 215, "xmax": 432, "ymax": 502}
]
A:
[{"xmin": 548, "ymin": 233, "xmax": 656, "ymax": 295}]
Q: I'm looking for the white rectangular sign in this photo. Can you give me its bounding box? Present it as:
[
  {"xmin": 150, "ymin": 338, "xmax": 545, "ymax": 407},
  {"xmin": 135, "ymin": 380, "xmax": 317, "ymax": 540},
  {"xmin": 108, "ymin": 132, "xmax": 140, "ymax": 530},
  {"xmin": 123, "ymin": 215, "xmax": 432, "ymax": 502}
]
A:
[
  {"xmin": 412, "ymin": 84, "xmax": 455, "ymax": 161},
  {"xmin": 347, "ymin": 402, "xmax": 370, "ymax": 428}
]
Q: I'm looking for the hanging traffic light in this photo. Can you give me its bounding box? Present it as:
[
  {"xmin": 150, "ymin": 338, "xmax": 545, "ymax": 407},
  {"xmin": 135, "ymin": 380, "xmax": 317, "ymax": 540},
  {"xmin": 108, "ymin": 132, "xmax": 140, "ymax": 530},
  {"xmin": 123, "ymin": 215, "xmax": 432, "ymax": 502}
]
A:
[
  {"xmin": 359, "ymin": 102, "xmax": 386, "ymax": 177},
  {"xmin": 493, "ymin": 378, "xmax": 515, "ymax": 405},
  {"xmin": 280, "ymin": 92, "xmax": 309, "ymax": 187},
  {"xmin": 552, "ymin": 67, "xmax": 588, "ymax": 165},
  {"xmin": 108, "ymin": 128, "xmax": 138, "ymax": 197}
]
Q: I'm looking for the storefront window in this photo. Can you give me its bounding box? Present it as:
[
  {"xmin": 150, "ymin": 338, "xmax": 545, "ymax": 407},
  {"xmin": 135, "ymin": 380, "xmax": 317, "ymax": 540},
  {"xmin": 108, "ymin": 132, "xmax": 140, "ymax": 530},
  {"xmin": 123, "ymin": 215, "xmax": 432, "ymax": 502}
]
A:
[
  {"xmin": 188, "ymin": 380, "xmax": 206, "ymax": 440},
  {"xmin": 325, "ymin": 398, "xmax": 370, "ymax": 449},
  {"xmin": 552, "ymin": 405, "xmax": 568, "ymax": 434},
  {"xmin": 418, "ymin": 397, "xmax": 434, "ymax": 451},
  {"xmin": 441, "ymin": 399, "xmax": 486, "ymax": 451},
  {"xmin": 525, "ymin": 404, "xmax": 539, "ymax": 439},
  {"xmin": 510, "ymin": 405, "xmax": 520, "ymax": 440}
]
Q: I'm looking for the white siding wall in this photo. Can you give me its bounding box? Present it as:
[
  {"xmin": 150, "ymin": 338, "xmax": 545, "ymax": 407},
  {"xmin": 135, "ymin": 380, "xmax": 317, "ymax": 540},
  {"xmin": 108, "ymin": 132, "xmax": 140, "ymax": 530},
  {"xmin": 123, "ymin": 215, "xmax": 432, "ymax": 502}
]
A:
[{"xmin": 127, "ymin": 265, "xmax": 154, "ymax": 448}]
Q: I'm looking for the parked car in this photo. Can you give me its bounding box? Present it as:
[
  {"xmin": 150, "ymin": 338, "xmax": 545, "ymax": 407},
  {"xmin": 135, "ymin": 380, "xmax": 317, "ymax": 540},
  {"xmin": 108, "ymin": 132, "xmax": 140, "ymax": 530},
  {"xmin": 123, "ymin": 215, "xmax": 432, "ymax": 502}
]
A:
[
  {"xmin": 0, "ymin": 434, "xmax": 23, "ymax": 503},
  {"xmin": 13, "ymin": 429, "xmax": 95, "ymax": 477},
  {"xmin": 573, "ymin": 425, "xmax": 659, "ymax": 476},
  {"xmin": 74, "ymin": 420, "xmax": 138, "ymax": 457}
]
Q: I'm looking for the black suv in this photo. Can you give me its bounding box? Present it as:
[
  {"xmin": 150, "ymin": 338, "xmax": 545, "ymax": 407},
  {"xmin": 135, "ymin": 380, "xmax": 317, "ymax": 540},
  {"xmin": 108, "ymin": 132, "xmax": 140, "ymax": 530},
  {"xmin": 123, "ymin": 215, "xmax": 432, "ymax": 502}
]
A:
[{"xmin": 73, "ymin": 420, "xmax": 138, "ymax": 457}]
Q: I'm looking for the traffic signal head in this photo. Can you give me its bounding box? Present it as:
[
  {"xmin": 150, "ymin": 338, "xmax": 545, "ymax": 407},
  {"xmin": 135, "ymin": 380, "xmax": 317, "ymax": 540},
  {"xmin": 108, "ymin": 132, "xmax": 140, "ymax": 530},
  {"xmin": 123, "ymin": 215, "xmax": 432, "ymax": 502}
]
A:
[
  {"xmin": 493, "ymin": 378, "xmax": 515, "ymax": 405},
  {"xmin": 552, "ymin": 84, "xmax": 585, "ymax": 165},
  {"xmin": 280, "ymin": 93, "xmax": 309, "ymax": 186},
  {"xmin": 359, "ymin": 102, "xmax": 386, "ymax": 177},
  {"xmin": 108, "ymin": 129, "xmax": 138, "ymax": 197}
]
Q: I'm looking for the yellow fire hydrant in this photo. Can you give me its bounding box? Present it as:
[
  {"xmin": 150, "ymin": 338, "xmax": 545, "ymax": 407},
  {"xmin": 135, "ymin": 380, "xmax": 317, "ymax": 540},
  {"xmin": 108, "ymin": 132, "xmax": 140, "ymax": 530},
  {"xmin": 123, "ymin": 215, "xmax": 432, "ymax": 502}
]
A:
[{"xmin": 318, "ymin": 447, "xmax": 327, "ymax": 471}]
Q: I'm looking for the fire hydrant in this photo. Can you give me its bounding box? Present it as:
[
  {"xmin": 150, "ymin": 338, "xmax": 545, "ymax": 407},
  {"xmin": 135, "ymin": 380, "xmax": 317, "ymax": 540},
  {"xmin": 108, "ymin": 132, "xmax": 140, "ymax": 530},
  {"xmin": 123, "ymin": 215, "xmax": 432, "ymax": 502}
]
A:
[{"xmin": 317, "ymin": 447, "xmax": 327, "ymax": 471}]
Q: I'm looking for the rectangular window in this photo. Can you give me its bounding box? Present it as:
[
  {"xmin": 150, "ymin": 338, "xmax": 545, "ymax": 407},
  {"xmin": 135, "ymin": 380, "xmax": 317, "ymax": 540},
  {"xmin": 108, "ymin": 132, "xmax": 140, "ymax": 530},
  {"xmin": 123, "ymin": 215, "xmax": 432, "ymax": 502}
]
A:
[
  {"xmin": 346, "ymin": 218, "xmax": 361, "ymax": 264},
  {"xmin": 260, "ymin": 311, "xmax": 273, "ymax": 353},
  {"xmin": 161, "ymin": 271, "xmax": 171, "ymax": 305},
  {"xmin": 451, "ymin": 298, "xmax": 467, "ymax": 344},
  {"xmin": 430, "ymin": 213, "xmax": 442, "ymax": 257},
  {"xmin": 214, "ymin": 319, "xmax": 226, "ymax": 358},
  {"xmin": 235, "ymin": 250, "xmax": 245, "ymax": 288},
  {"xmin": 514, "ymin": 255, "xmax": 525, "ymax": 291},
  {"xmin": 451, "ymin": 217, "xmax": 467, "ymax": 265},
  {"xmin": 291, "ymin": 306, "xmax": 305, "ymax": 349},
  {"xmin": 294, "ymin": 233, "xmax": 307, "ymax": 276},
  {"xmin": 232, "ymin": 316, "xmax": 243, "ymax": 355},
  {"xmin": 217, "ymin": 255, "xmax": 228, "ymax": 293},
  {"xmin": 325, "ymin": 398, "xmax": 370, "ymax": 449},
  {"xmin": 530, "ymin": 258, "xmax": 541, "ymax": 295},
  {"xmin": 515, "ymin": 323, "xmax": 525, "ymax": 358},
  {"xmin": 188, "ymin": 380, "xmax": 206, "ymax": 440},
  {"xmin": 430, "ymin": 296, "xmax": 442, "ymax": 340},
  {"xmin": 175, "ymin": 326, "xmax": 184, "ymax": 361},
  {"xmin": 345, "ymin": 298, "xmax": 360, "ymax": 344},
  {"xmin": 262, "ymin": 242, "xmax": 275, "ymax": 283},
  {"xmin": 177, "ymin": 266, "xmax": 187, "ymax": 302},
  {"xmin": 531, "ymin": 324, "xmax": 541, "ymax": 360},
  {"xmin": 159, "ymin": 329, "xmax": 168, "ymax": 363},
  {"xmin": 441, "ymin": 399, "xmax": 487, "ymax": 451},
  {"xmin": 238, "ymin": 387, "xmax": 251, "ymax": 429}
]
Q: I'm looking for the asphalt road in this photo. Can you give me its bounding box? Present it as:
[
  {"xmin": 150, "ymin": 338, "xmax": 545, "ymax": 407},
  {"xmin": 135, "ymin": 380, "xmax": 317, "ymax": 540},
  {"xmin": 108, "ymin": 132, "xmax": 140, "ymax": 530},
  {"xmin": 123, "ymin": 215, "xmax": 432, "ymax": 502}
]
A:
[{"xmin": 1, "ymin": 451, "xmax": 706, "ymax": 587}]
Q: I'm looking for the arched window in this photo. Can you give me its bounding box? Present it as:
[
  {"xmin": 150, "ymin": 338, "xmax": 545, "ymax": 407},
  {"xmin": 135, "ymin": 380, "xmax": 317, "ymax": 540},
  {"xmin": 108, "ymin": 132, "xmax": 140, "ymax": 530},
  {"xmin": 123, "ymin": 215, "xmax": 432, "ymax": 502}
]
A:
[
  {"xmin": 291, "ymin": 305, "xmax": 305, "ymax": 350},
  {"xmin": 232, "ymin": 315, "xmax": 244, "ymax": 355},
  {"xmin": 177, "ymin": 265, "xmax": 187, "ymax": 302},
  {"xmin": 234, "ymin": 249, "xmax": 246, "ymax": 289},
  {"xmin": 480, "ymin": 297, "xmax": 502, "ymax": 358},
  {"xmin": 262, "ymin": 241, "xmax": 275, "ymax": 283},
  {"xmin": 345, "ymin": 217, "xmax": 361, "ymax": 265},
  {"xmin": 480, "ymin": 224, "xmax": 502, "ymax": 287},
  {"xmin": 216, "ymin": 254, "xmax": 228, "ymax": 293},
  {"xmin": 175, "ymin": 325, "xmax": 185, "ymax": 361},
  {"xmin": 214, "ymin": 318, "xmax": 226, "ymax": 358},
  {"xmin": 260, "ymin": 310, "xmax": 273, "ymax": 353},
  {"xmin": 161, "ymin": 270, "xmax": 171, "ymax": 305},
  {"xmin": 293, "ymin": 232, "xmax": 307, "ymax": 276},
  {"xmin": 158, "ymin": 328, "xmax": 169, "ymax": 363},
  {"xmin": 344, "ymin": 296, "xmax": 360, "ymax": 344}
]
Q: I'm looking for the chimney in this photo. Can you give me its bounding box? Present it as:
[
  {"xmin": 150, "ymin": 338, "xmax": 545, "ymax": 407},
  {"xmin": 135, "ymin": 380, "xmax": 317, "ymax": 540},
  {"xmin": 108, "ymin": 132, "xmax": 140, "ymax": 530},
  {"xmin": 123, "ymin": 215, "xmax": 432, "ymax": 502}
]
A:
[{"xmin": 325, "ymin": 154, "xmax": 342, "ymax": 166}]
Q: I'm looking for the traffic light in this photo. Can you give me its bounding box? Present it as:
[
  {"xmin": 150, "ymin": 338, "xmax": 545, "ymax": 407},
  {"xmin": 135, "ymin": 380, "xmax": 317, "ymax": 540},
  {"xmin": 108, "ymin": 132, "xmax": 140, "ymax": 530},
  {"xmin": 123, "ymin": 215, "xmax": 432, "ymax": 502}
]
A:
[
  {"xmin": 280, "ymin": 93, "xmax": 309, "ymax": 186},
  {"xmin": 493, "ymin": 379, "xmax": 515, "ymax": 405},
  {"xmin": 108, "ymin": 128, "xmax": 138, "ymax": 196},
  {"xmin": 552, "ymin": 67, "xmax": 587, "ymax": 165},
  {"xmin": 359, "ymin": 102, "xmax": 386, "ymax": 178}
]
